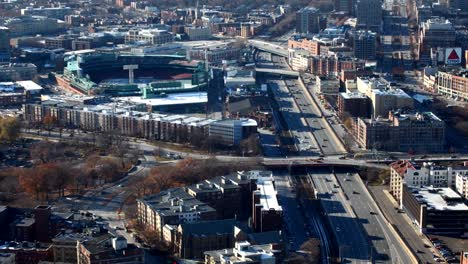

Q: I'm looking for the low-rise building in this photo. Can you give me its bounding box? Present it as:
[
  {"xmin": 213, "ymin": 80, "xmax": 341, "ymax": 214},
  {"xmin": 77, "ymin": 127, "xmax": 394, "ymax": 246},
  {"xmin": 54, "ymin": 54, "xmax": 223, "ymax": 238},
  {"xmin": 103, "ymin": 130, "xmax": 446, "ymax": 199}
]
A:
[
  {"xmin": 288, "ymin": 37, "xmax": 321, "ymax": 55},
  {"xmin": 187, "ymin": 43, "xmax": 241, "ymax": 64},
  {"xmin": 204, "ymin": 241, "xmax": 276, "ymax": 264},
  {"xmin": 174, "ymin": 219, "xmax": 240, "ymax": 259},
  {"xmin": 23, "ymin": 102, "xmax": 257, "ymax": 146},
  {"xmin": 0, "ymin": 63, "xmax": 37, "ymax": 81},
  {"xmin": 390, "ymin": 160, "xmax": 468, "ymax": 204},
  {"xmin": 136, "ymin": 188, "xmax": 217, "ymax": 241},
  {"xmin": 252, "ymin": 178, "xmax": 282, "ymax": 232},
  {"xmin": 21, "ymin": 6, "xmax": 73, "ymax": 19},
  {"xmin": 355, "ymin": 111, "xmax": 445, "ymax": 152},
  {"xmin": 77, "ymin": 235, "xmax": 144, "ymax": 264},
  {"xmin": 456, "ymin": 173, "xmax": 468, "ymax": 200},
  {"xmin": 125, "ymin": 29, "xmax": 173, "ymax": 45},
  {"xmin": 185, "ymin": 27, "xmax": 212, "ymax": 41},
  {"xmin": 288, "ymin": 49, "xmax": 310, "ymax": 72},
  {"xmin": 4, "ymin": 16, "xmax": 65, "ymax": 37},
  {"xmin": 208, "ymin": 119, "xmax": 257, "ymax": 146},
  {"xmin": 369, "ymin": 88, "xmax": 414, "ymax": 118},
  {"xmin": 402, "ymin": 186, "xmax": 468, "ymax": 233},
  {"xmin": 436, "ymin": 69, "xmax": 468, "ymax": 101},
  {"xmin": 337, "ymin": 92, "xmax": 371, "ymax": 118},
  {"xmin": 316, "ymin": 76, "xmax": 340, "ymax": 94}
]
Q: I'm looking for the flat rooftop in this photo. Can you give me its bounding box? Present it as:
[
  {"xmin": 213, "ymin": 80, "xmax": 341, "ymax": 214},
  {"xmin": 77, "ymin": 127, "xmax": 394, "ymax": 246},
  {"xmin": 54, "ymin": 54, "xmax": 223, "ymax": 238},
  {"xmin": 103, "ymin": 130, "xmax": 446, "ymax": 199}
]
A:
[
  {"xmin": 256, "ymin": 179, "xmax": 282, "ymax": 211},
  {"xmin": 409, "ymin": 186, "xmax": 468, "ymax": 211},
  {"xmin": 340, "ymin": 92, "xmax": 367, "ymax": 99},
  {"xmin": 118, "ymin": 92, "xmax": 207, "ymax": 106}
]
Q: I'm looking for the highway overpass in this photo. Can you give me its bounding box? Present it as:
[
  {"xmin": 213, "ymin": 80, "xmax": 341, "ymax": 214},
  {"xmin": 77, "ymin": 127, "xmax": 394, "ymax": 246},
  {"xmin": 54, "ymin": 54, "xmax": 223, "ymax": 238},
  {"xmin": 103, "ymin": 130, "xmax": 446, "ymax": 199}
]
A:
[
  {"xmin": 255, "ymin": 68, "xmax": 299, "ymax": 77},
  {"xmin": 249, "ymin": 39, "xmax": 288, "ymax": 57}
]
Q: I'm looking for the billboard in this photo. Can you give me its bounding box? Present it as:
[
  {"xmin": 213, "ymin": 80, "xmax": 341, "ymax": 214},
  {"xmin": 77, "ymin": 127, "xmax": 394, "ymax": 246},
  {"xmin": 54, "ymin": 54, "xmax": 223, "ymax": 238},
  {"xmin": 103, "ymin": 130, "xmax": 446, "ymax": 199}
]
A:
[{"xmin": 445, "ymin": 48, "xmax": 462, "ymax": 65}]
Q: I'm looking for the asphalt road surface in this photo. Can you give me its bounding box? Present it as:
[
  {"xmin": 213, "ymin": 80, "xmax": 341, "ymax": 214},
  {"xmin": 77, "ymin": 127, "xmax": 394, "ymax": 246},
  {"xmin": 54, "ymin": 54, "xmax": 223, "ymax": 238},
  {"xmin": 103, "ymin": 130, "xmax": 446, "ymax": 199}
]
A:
[
  {"xmin": 310, "ymin": 169, "xmax": 371, "ymax": 263},
  {"xmin": 335, "ymin": 172, "xmax": 413, "ymax": 264}
]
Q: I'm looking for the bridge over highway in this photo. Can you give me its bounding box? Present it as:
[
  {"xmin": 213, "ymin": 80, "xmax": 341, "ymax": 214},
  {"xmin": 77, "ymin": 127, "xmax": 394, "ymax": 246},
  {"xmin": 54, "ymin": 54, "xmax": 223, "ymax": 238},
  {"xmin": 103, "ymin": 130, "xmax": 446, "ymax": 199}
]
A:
[
  {"xmin": 255, "ymin": 67, "xmax": 299, "ymax": 77},
  {"xmin": 249, "ymin": 39, "xmax": 288, "ymax": 57},
  {"xmin": 262, "ymin": 157, "xmax": 389, "ymax": 169}
]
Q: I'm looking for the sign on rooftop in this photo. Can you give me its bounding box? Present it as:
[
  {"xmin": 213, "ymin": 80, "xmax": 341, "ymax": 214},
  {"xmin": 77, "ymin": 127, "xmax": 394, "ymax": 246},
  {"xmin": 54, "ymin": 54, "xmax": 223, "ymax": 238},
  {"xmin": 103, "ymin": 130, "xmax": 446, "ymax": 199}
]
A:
[{"xmin": 445, "ymin": 47, "xmax": 461, "ymax": 65}]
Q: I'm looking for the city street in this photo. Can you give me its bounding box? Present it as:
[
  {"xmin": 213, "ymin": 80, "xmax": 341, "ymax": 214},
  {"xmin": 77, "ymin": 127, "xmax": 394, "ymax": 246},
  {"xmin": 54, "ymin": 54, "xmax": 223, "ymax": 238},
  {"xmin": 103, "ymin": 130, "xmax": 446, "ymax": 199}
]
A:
[
  {"xmin": 369, "ymin": 185, "xmax": 436, "ymax": 264},
  {"xmin": 274, "ymin": 171, "xmax": 309, "ymax": 251}
]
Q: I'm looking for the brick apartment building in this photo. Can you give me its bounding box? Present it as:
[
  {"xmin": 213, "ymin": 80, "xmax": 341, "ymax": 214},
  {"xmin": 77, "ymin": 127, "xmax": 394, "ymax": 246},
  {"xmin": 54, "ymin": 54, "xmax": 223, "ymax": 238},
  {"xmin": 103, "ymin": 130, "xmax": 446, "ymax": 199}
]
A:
[{"xmin": 355, "ymin": 111, "xmax": 445, "ymax": 152}]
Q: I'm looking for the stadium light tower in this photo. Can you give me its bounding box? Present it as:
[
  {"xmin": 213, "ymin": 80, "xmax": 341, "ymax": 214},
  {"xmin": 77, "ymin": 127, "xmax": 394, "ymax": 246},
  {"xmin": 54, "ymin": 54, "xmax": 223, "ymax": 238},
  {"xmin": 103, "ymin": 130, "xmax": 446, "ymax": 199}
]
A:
[{"xmin": 123, "ymin": 64, "xmax": 139, "ymax": 84}]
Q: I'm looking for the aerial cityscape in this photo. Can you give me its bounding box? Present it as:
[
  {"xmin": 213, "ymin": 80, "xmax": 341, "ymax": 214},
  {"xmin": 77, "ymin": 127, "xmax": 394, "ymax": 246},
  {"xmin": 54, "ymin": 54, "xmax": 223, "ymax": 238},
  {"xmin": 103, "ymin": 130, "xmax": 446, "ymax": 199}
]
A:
[{"xmin": 0, "ymin": 0, "xmax": 467, "ymax": 263}]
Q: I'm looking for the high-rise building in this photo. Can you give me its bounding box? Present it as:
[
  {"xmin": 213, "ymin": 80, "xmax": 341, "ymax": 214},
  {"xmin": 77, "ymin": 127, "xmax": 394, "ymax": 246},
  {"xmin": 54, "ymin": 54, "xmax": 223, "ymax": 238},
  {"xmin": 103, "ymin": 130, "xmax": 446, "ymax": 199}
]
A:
[
  {"xmin": 295, "ymin": 7, "xmax": 323, "ymax": 34},
  {"xmin": 0, "ymin": 27, "xmax": 10, "ymax": 63},
  {"xmin": 355, "ymin": 0, "xmax": 382, "ymax": 32},
  {"xmin": 447, "ymin": 0, "xmax": 468, "ymax": 12},
  {"xmin": 335, "ymin": 0, "xmax": 355, "ymax": 14},
  {"xmin": 353, "ymin": 30, "xmax": 377, "ymax": 60},
  {"xmin": 419, "ymin": 18, "xmax": 456, "ymax": 63}
]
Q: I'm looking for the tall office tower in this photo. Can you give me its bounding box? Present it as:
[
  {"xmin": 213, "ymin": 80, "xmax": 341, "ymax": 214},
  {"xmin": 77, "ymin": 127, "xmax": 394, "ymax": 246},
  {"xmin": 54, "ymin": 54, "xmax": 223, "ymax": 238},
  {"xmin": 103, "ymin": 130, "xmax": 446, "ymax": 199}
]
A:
[
  {"xmin": 296, "ymin": 7, "xmax": 323, "ymax": 34},
  {"xmin": 335, "ymin": 0, "xmax": 355, "ymax": 14},
  {"xmin": 0, "ymin": 27, "xmax": 10, "ymax": 63},
  {"xmin": 447, "ymin": 0, "xmax": 468, "ymax": 12},
  {"xmin": 355, "ymin": 0, "xmax": 383, "ymax": 32},
  {"xmin": 353, "ymin": 30, "xmax": 377, "ymax": 60}
]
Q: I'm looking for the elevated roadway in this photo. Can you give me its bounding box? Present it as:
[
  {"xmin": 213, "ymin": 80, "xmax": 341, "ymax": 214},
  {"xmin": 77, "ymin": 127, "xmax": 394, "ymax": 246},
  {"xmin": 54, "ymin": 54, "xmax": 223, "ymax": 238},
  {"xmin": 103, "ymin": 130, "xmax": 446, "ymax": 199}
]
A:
[
  {"xmin": 249, "ymin": 39, "xmax": 288, "ymax": 57},
  {"xmin": 255, "ymin": 67, "xmax": 299, "ymax": 77}
]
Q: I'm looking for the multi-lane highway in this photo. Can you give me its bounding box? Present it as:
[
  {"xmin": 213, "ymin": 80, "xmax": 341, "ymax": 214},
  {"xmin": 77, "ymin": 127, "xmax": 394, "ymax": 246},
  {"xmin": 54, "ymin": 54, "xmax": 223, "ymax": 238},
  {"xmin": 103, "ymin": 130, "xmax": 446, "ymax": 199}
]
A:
[
  {"xmin": 284, "ymin": 78, "xmax": 346, "ymax": 156},
  {"xmin": 259, "ymin": 51, "xmax": 347, "ymax": 156},
  {"xmin": 269, "ymin": 80, "xmax": 320, "ymax": 156},
  {"xmin": 335, "ymin": 172, "xmax": 414, "ymax": 264},
  {"xmin": 310, "ymin": 169, "xmax": 371, "ymax": 263}
]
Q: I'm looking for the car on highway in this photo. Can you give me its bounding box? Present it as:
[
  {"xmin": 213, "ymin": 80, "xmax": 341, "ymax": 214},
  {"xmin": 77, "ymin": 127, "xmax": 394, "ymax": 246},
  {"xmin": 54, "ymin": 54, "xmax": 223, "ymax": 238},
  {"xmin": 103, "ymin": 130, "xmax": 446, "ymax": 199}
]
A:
[
  {"xmin": 370, "ymin": 211, "xmax": 377, "ymax": 215},
  {"xmin": 353, "ymin": 190, "xmax": 360, "ymax": 194}
]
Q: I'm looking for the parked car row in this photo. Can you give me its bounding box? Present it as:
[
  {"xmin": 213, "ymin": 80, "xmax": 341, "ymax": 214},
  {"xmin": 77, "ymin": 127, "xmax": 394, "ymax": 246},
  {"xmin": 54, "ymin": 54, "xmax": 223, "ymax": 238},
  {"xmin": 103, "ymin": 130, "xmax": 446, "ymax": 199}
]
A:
[{"xmin": 430, "ymin": 238, "xmax": 457, "ymax": 263}]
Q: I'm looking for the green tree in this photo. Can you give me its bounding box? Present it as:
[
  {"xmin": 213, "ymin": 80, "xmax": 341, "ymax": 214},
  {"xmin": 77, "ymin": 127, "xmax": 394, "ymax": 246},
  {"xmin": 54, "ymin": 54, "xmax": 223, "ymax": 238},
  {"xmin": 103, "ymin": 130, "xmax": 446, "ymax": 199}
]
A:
[{"xmin": 0, "ymin": 117, "xmax": 21, "ymax": 143}]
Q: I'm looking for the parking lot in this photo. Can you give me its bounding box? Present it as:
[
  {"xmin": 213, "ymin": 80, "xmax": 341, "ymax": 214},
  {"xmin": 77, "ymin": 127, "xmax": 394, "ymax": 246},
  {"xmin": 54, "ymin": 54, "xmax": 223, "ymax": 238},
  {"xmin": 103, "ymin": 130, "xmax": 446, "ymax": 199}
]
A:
[{"xmin": 427, "ymin": 235, "xmax": 467, "ymax": 263}]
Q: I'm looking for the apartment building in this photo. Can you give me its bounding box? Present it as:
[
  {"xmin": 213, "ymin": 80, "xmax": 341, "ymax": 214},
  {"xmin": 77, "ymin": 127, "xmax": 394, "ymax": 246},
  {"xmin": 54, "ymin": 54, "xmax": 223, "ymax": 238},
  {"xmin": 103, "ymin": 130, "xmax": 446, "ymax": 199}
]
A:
[
  {"xmin": 4, "ymin": 16, "xmax": 64, "ymax": 37},
  {"xmin": 390, "ymin": 160, "xmax": 468, "ymax": 204},
  {"xmin": 21, "ymin": 6, "xmax": 73, "ymax": 19},
  {"xmin": 338, "ymin": 92, "xmax": 371, "ymax": 118},
  {"xmin": 316, "ymin": 76, "xmax": 340, "ymax": 94},
  {"xmin": 0, "ymin": 63, "xmax": 37, "ymax": 81},
  {"xmin": 456, "ymin": 174, "xmax": 468, "ymax": 200},
  {"xmin": 288, "ymin": 49, "xmax": 310, "ymax": 72},
  {"xmin": 355, "ymin": 111, "xmax": 445, "ymax": 152},
  {"xmin": 174, "ymin": 219, "xmax": 239, "ymax": 259},
  {"xmin": 23, "ymin": 102, "xmax": 257, "ymax": 146},
  {"xmin": 136, "ymin": 188, "xmax": 217, "ymax": 241},
  {"xmin": 125, "ymin": 29, "xmax": 173, "ymax": 45},
  {"xmin": 310, "ymin": 55, "xmax": 365, "ymax": 77},
  {"xmin": 187, "ymin": 43, "xmax": 241, "ymax": 64},
  {"xmin": 288, "ymin": 37, "xmax": 321, "ymax": 55},
  {"xmin": 185, "ymin": 26, "xmax": 212, "ymax": 41},
  {"xmin": 252, "ymin": 178, "xmax": 282, "ymax": 232}
]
